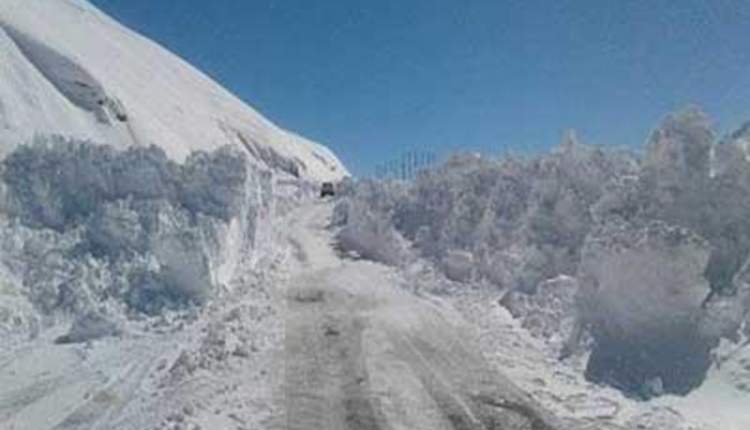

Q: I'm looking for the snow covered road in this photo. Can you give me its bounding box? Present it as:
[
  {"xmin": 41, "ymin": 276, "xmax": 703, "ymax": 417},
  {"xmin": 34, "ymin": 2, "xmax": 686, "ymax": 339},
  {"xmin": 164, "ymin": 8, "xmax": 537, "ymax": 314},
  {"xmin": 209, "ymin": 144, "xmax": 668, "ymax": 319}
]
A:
[
  {"xmin": 0, "ymin": 200, "xmax": 572, "ymax": 430},
  {"xmin": 272, "ymin": 202, "xmax": 567, "ymax": 430}
]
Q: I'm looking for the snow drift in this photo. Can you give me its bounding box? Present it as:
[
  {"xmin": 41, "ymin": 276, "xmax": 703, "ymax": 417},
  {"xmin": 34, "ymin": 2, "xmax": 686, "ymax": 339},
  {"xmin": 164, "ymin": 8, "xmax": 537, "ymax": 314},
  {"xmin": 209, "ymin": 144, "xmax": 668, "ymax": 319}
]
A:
[
  {"xmin": 0, "ymin": 139, "xmax": 275, "ymax": 347},
  {"xmin": 335, "ymin": 107, "xmax": 750, "ymax": 400}
]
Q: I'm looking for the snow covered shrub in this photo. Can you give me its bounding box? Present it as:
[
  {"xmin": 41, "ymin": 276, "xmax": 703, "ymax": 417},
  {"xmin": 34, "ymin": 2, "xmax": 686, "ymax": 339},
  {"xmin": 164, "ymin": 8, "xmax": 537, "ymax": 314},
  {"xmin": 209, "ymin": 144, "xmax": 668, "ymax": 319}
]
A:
[
  {"xmin": 179, "ymin": 148, "xmax": 249, "ymax": 221},
  {"xmin": 2, "ymin": 137, "xmax": 255, "ymax": 231},
  {"xmin": 0, "ymin": 138, "xmax": 272, "ymax": 326},
  {"xmin": 393, "ymin": 154, "xmax": 528, "ymax": 258}
]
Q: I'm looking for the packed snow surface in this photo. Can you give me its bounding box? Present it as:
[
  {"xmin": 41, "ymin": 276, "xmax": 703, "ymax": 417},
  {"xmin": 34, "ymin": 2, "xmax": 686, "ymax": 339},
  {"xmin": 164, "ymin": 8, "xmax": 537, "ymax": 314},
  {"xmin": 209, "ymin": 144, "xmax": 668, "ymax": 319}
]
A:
[{"xmin": 0, "ymin": 0, "xmax": 347, "ymax": 182}]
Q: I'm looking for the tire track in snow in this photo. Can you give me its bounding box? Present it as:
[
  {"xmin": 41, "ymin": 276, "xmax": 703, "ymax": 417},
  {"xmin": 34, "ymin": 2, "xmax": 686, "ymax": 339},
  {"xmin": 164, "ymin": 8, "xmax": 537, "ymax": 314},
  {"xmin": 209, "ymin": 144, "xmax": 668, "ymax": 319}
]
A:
[{"xmin": 272, "ymin": 202, "xmax": 570, "ymax": 430}]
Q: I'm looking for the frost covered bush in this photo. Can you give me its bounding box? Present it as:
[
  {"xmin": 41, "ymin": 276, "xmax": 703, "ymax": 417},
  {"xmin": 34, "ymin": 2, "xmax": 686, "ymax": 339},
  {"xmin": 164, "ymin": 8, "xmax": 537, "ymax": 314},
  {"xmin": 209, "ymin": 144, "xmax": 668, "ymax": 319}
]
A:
[
  {"xmin": 0, "ymin": 138, "xmax": 273, "ymax": 329},
  {"xmin": 339, "ymin": 139, "xmax": 635, "ymax": 291},
  {"xmin": 700, "ymin": 255, "xmax": 750, "ymax": 343}
]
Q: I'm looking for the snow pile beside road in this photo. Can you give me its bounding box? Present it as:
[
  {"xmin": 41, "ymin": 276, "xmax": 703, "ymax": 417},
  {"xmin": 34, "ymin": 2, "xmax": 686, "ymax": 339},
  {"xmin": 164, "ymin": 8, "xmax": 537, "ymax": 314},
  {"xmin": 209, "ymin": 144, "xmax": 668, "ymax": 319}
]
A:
[
  {"xmin": 0, "ymin": 138, "xmax": 274, "ymax": 345},
  {"xmin": 336, "ymin": 108, "xmax": 750, "ymax": 409},
  {"xmin": 332, "ymin": 180, "xmax": 413, "ymax": 265}
]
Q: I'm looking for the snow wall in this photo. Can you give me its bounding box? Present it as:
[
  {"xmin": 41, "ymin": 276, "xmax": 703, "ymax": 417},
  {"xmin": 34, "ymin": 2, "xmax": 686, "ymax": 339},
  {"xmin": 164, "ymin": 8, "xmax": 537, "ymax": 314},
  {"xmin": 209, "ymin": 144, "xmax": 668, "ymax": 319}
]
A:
[
  {"xmin": 0, "ymin": 138, "xmax": 277, "ymax": 346},
  {"xmin": 334, "ymin": 107, "xmax": 750, "ymax": 398}
]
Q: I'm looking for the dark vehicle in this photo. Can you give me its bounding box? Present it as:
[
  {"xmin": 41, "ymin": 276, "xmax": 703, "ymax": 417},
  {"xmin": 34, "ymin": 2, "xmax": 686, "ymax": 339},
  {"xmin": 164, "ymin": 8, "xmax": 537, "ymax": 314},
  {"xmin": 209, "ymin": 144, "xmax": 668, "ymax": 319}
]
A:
[{"xmin": 320, "ymin": 182, "xmax": 335, "ymax": 198}]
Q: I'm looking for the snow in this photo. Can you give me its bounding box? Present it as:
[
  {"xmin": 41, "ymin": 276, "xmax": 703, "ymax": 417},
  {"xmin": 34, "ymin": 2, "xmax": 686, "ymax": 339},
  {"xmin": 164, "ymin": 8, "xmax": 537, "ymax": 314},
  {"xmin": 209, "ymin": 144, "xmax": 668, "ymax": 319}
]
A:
[
  {"xmin": 0, "ymin": 199, "xmax": 570, "ymax": 430},
  {"xmin": 331, "ymin": 107, "xmax": 750, "ymax": 428},
  {"xmin": 2, "ymin": 1, "xmax": 750, "ymax": 428},
  {"xmin": 448, "ymin": 289, "xmax": 730, "ymax": 430},
  {"xmin": 274, "ymin": 202, "xmax": 568, "ymax": 430},
  {"xmin": 0, "ymin": 0, "xmax": 347, "ymax": 182},
  {"xmin": 0, "ymin": 75, "xmax": 322, "ymax": 427},
  {"xmin": 0, "ymin": 138, "xmax": 281, "ymax": 319},
  {"xmin": 578, "ymin": 220, "xmax": 714, "ymax": 396}
]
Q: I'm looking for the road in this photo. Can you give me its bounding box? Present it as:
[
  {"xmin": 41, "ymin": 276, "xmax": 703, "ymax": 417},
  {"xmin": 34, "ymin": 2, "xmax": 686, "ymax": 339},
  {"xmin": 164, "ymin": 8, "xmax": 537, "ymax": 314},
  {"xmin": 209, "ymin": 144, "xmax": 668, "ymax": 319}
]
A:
[
  {"xmin": 0, "ymin": 200, "xmax": 570, "ymax": 430},
  {"xmin": 272, "ymin": 201, "xmax": 567, "ymax": 430}
]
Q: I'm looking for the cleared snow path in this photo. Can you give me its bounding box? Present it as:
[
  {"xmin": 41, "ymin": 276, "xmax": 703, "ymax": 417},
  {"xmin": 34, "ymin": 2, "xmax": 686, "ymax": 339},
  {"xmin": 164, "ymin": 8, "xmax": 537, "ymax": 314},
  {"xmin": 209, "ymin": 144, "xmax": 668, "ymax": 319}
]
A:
[
  {"xmin": 271, "ymin": 202, "xmax": 568, "ymax": 430},
  {"xmin": 0, "ymin": 200, "xmax": 572, "ymax": 430}
]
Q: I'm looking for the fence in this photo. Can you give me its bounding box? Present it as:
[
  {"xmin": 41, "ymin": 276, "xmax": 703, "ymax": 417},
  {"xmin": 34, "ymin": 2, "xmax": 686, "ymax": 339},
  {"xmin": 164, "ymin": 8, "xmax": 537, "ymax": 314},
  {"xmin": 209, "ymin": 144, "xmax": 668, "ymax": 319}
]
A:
[{"xmin": 373, "ymin": 151, "xmax": 437, "ymax": 180}]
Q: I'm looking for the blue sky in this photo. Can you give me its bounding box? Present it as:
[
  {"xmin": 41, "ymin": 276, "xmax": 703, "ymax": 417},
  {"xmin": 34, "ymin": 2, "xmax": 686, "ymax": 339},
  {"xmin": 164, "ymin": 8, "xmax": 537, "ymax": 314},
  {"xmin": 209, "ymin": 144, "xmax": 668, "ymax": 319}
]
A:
[{"xmin": 90, "ymin": 0, "xmax": 750, "ymax": 176}]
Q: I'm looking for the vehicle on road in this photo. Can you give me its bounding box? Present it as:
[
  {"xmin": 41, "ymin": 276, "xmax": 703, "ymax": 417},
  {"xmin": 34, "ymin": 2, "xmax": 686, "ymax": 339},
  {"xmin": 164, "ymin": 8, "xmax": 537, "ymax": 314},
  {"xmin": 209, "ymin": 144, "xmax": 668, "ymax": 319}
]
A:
[{"xmin": 320, "ymin": 182, "xmax": 335, "ymax": 198}]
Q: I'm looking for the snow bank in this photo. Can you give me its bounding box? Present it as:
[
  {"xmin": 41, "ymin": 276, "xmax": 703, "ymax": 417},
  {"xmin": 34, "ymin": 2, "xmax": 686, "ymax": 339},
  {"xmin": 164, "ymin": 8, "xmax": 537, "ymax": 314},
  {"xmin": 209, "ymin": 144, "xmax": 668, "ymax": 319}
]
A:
[
  {"xmin": 338, "ymin": 142, "xmax": 635, "ymax": 290},
  {"xmin": 0, "ymin": 138, "xmax": 274, "ymax": 342},
  {"xmin": 340, "ymin": 108, "xmax": 750, "ymax": 400},
  {"xmin": 332, "ymin": 180, "xmax": 413, "ymax": 266}
]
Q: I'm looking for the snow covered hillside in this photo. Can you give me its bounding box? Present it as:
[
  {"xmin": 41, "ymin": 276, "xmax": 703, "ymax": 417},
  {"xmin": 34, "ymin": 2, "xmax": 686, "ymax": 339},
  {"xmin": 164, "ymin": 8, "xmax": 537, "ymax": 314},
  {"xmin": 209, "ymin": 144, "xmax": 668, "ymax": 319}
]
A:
[{"xmin": 0, "ymin": 0, "xmax": 347, "ymax": 182}]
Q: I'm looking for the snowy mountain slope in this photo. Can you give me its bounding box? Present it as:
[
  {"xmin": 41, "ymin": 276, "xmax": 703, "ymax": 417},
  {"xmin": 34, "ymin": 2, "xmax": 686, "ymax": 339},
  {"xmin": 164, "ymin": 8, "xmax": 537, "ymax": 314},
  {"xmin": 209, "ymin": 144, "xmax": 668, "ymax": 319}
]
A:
[{"xmin": 0, "ymin": 0, "xmax": 347, "ymax": 182}]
